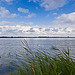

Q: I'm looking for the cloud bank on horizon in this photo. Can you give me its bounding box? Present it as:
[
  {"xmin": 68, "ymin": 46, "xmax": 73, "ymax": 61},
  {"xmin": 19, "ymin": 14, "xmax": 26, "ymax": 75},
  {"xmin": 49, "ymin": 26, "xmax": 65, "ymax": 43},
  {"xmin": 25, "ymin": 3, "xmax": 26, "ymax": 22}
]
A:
[{"xmin": 0, "ymin": 0, "xmax": 75, "ymax": 36}]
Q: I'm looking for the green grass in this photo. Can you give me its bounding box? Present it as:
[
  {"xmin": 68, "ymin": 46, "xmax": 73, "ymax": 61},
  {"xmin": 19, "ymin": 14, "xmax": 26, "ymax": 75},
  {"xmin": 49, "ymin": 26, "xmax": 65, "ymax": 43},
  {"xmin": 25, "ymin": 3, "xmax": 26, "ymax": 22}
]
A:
[{"xmin": 10, "ymin": 41, "xmax": 75, "ymax": 75}]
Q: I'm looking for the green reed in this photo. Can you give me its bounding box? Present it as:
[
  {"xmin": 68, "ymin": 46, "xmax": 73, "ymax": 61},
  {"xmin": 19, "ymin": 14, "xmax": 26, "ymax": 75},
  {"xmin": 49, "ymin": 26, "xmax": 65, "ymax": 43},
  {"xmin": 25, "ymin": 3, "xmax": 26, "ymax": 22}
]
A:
[{"xmin": 10, "ymin": 40, "xmax": 75, "ymax": 75}]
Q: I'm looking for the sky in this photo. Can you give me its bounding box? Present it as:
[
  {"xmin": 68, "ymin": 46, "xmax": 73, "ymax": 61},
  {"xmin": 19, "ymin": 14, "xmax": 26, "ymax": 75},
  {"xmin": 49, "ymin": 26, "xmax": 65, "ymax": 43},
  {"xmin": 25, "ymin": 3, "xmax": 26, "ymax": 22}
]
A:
[{"xmin": 0, "ymin": 0, "xmax": 75, "ymax": 37}]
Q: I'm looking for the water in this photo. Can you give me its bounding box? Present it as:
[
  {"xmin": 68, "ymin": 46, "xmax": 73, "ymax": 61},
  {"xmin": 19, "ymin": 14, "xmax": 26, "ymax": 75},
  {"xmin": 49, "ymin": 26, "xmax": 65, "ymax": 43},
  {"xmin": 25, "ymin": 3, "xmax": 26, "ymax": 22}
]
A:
[{"xmin": 0, "ymin": 38, "xmax": 75, "ymax": 75}]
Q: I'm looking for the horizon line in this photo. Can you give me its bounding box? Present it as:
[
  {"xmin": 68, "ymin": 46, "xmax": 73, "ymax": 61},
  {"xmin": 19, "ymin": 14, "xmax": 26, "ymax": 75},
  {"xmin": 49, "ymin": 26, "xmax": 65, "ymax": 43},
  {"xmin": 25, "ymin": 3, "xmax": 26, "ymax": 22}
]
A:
[{"xmin": 0, "ymin": 36, "xmax": 75, "ymax": 38}]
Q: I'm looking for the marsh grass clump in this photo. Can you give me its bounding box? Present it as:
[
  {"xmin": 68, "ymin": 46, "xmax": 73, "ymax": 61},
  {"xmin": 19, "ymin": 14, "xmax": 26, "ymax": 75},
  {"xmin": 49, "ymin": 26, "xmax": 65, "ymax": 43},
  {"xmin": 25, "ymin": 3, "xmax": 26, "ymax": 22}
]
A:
[{"xmin": 10, "ymin": 40, "xmax": 75, "ymax": 75}]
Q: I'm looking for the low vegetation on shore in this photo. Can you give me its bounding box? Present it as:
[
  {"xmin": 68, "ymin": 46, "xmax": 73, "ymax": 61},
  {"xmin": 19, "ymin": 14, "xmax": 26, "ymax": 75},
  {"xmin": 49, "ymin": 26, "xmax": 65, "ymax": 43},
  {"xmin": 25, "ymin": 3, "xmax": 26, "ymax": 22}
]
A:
[{"xmin": 10, "ymin": 41, "xmax": 75, "ymax": 75}]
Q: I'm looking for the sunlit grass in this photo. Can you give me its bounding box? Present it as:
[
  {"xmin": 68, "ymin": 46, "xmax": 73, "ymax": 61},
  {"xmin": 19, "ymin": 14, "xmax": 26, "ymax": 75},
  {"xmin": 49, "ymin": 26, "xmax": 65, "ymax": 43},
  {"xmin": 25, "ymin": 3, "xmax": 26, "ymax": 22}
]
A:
[{"xmin": 10, "ymin": 40, "xmax": 75, "ymax": 75}]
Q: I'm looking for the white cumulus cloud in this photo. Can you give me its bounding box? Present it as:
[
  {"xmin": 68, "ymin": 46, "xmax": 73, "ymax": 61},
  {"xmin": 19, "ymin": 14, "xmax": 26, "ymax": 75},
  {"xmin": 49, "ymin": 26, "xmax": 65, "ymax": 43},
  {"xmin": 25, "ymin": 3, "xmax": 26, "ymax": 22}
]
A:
[
  {"xmin": 0, "ymin": 7, "xmax": 17, "ymax": 18},
  {"xmin": 0, "ymin": 21, "xmax": 33, "ymax": 26},
  {"xmin": 0, "ymin": 0, "xmax": 14, "ymax": 3},
  {"xmin": 29, "ymin": 0, "xmax": 66, "ymax": 10},
  {"xmin": 5, "ymin": 0, "xmax": 13, "ymax": 2},
  {"xmin": 18, "ymin": 8, "xmax": 29, "ymax": 13},
  {"xmin": 0, "ymin": 21, "xmax": 75, "ymax": 36},
  {"xmin": 55, "ymin": 12, "xmax": 75, "ymax": 25},
  {"xmin": 26, "ymin": 13, "xmax": 36, "ymax": 18},
  {"xmin": 18, "ymin": 7, "xmax": 36, "ymax": 18}
]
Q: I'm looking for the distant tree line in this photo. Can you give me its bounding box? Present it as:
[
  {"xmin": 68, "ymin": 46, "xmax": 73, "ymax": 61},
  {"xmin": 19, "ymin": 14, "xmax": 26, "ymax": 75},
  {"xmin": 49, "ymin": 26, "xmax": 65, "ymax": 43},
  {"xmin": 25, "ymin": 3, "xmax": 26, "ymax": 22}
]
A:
[{"xmin": 0, "ymin": 36, "xmax": 75, "ymax": 38}]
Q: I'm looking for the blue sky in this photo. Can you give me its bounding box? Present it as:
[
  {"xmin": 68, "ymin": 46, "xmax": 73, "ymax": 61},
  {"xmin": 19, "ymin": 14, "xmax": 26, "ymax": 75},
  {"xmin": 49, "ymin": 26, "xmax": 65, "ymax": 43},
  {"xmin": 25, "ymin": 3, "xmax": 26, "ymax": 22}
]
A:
[{"xmin": 0, "ymin": 0, "xmax": 75, "ymax": 36}]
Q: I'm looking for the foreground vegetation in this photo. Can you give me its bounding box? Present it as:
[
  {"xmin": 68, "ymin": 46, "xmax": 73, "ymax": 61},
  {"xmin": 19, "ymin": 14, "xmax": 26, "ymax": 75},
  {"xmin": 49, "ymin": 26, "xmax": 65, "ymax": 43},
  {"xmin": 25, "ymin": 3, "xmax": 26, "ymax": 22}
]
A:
[{"xmin": 10, "ymin": 41, "xmax": 75, "ymax": 75}]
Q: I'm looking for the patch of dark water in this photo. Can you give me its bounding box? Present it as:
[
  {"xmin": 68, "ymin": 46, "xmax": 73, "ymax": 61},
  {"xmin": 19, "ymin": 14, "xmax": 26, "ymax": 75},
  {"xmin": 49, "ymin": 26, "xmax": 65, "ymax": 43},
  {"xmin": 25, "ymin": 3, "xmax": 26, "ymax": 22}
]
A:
[{"xmin": 0, "ymin": 64, "xmax": 16, "ymax": 75}]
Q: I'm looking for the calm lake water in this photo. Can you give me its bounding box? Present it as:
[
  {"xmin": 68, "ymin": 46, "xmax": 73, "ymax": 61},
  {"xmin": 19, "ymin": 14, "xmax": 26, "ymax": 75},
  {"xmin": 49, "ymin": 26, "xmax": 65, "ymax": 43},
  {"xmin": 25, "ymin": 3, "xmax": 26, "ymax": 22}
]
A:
[{"xmin": 0, "ymin": 38, "xmax": 75, "ymax": 75}]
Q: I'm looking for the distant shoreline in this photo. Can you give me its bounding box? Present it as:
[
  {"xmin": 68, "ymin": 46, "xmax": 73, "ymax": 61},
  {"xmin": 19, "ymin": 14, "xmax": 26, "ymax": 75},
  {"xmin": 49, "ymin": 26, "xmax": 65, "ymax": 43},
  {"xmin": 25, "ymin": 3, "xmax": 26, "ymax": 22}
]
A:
[{"xmin": 0, "ymin": 36, "xmax": 75, "ymax": 38}]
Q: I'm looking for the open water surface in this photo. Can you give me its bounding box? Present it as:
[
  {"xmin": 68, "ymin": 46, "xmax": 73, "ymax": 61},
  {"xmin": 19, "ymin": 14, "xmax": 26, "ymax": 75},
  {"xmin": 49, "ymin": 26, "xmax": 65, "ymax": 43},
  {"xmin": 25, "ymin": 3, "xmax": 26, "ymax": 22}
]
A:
[{"xmin": 0, "ymin": 38, "xmax": 75, "ymax": 75}]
